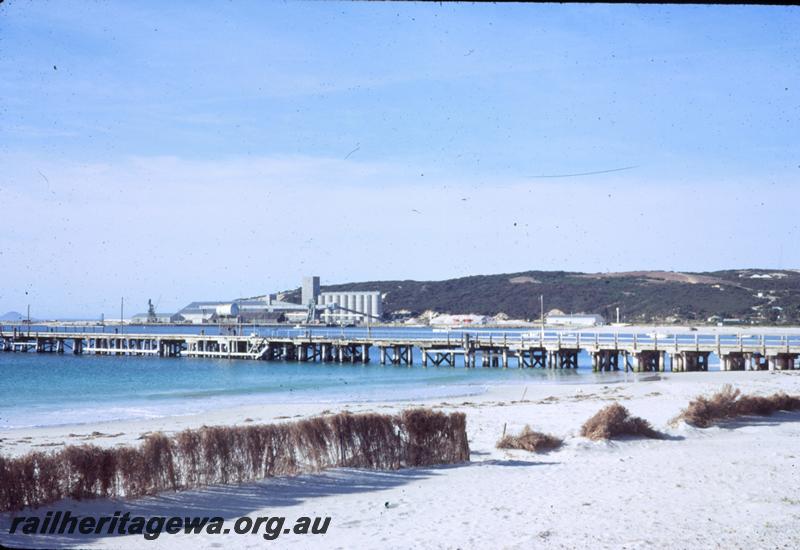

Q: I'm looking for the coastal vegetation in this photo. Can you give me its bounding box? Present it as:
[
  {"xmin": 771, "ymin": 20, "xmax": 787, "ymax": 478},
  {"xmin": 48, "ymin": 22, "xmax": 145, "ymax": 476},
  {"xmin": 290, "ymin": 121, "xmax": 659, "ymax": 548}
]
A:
[
  {"xmin": 496, "ymin": 425, "xmax": 563, "ymax": 453},
  {"xmin": 673, "ymin": 385, "xmax": 800, "ymax": 428},
  {"xmin": 0, "ymin": 409, "xmax": 469, "ymax": 512},
  {"xmin": 580, "ymin": 403, "xmax": 663, "ymax": 441}
]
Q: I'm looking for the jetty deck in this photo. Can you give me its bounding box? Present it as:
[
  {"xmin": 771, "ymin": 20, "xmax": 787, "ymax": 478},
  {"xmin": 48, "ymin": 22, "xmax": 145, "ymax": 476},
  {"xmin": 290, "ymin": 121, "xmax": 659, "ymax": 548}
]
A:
[{"xmin": 2, "ymin": 329, "xmax": 800, "ymax": 372}]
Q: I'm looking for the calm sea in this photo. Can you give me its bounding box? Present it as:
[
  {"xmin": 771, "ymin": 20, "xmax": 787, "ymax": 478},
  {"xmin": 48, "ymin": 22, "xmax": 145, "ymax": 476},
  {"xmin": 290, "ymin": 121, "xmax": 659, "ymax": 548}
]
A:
[{"xmin": 0, "ymin": 325, "xmax": 744, "ymax": 430}]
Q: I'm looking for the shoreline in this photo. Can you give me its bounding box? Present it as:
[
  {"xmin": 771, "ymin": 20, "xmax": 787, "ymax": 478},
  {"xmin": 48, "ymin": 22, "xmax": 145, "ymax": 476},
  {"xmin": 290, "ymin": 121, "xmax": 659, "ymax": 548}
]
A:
[
  {"xmin": 2, "ymin": 370, "xmax": 800, "ymax": 548},
  {"xmin": 0, "ymin": 372, "xmax": 663, "ymax": 434},
  {"xmin": 0, "ymin": 380, "xmax": 491, "ymax": 433},
  {"xmin": 1, "ymin": 370, "xmax": 796, "ymax": 455}
]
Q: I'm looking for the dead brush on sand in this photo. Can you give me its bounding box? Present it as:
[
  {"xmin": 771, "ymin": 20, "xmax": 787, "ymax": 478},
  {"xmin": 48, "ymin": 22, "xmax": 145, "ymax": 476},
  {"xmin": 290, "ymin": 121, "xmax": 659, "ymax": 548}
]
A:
[
  {"xmin": 673, "ymin": 384, "xmax": 800, "ymax": 428},
  {"xmin": 0, "ymin": 408, "xmax": 469, "ymax": 512},
  {"xmin": 581, "ymin": 403, "xmax": 662, "ymax": 441},
  {"xmin": 496, "ymin": 426, "xmax": 563, "ymax": 453}
]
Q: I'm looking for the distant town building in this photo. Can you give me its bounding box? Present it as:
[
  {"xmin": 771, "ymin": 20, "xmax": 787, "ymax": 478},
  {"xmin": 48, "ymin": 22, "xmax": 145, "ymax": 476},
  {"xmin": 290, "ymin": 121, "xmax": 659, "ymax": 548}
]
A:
[
  {"xmin": 546, "ymin": 313, "xmax": 605, "ymax": 327},
  {"xmin": 387, "ymin": 309, "xmax": 414, "ymax": 322},
  {"xmin": 430, "ymin": 313, "xmax": 488, "ymax": 326},
  {"xmin": 707, "ymin": 315, "xmax": 746, "ymax": 326}
]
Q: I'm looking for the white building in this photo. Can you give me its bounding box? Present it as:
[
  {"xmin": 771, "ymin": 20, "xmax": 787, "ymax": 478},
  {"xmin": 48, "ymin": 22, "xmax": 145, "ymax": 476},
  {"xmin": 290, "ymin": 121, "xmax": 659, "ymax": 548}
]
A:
[
  {"xmin": 177, "ymin": 297, "xmax": 308, "ymax": 324},
  {"xmin": 546, "ymin": 313, "xmax": 605, "ymax": 327},
  {"xmin": 430, "ymin": 313, "xmax": 488, "ymax": 326},
  {"xmin": 176, "ymin": 301, "xmax": 240, "ymax": 324}
]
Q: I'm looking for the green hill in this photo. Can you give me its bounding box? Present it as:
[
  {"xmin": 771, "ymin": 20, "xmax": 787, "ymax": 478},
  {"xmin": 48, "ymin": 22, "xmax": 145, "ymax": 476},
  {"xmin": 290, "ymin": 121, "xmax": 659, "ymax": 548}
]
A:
[{"xmin": 300, "ymin": 269, "xmax": 800, "ymax": 325}]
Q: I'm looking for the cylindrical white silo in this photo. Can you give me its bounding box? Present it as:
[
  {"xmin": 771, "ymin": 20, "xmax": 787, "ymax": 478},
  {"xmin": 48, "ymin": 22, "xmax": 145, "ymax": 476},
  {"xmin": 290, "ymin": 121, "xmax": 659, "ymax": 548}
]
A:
[{"xmin": 372, "ymin": 293, "xmax": 381, "ymax": 319}]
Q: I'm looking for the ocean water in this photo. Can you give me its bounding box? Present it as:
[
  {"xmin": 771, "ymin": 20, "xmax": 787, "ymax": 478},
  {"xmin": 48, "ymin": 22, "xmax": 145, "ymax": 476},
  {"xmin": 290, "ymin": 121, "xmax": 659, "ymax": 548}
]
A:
[
  {"xmin": 2, "ymin": 324, "xmax": 774, "ymax": 430},
  {"xmin": 0, "ymin": 348, "xmax": 647, "ymax": 430}
]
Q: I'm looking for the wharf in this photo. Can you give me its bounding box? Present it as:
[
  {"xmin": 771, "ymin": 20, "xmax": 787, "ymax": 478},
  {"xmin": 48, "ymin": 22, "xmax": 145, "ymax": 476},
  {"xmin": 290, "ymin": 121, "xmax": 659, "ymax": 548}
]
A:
[{"xmin": 2, "ymin": 329, "xmax": 799, "ymax": 372}]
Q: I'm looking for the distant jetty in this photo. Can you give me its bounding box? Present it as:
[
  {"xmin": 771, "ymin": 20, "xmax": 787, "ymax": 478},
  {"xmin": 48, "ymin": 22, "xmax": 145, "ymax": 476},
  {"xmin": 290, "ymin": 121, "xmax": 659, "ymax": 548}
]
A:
[{"xmin": 2, "ymin": 328, "xmax": 798, "ymax": 372}]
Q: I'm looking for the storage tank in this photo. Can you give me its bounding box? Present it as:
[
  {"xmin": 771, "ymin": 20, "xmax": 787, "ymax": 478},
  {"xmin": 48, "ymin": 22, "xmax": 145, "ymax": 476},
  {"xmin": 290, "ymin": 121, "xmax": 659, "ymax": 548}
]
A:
[
  {"xmin": 215, "ymin": 303, "xmax": 239, "ymax": 317},
  {"xmin": 371, "ymin": 293, "xmax": 381, "ymax": 319}
]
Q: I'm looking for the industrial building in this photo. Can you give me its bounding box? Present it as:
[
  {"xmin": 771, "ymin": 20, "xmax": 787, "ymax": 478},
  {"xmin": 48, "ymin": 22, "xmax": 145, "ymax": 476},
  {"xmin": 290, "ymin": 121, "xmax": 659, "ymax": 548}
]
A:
[
  {"xmin": 176, "ymin": 301, "xmax": 241, "ymax": 324},
  {"xmin": 171, "ymin": 276, "xmax": 382, "ymax": 325},
  {"xmin": 318, "ymin": 291, "xmax": 383, "ymax": 324},
  {"xmin": 129, "ymin": 312, "xmax": 183, "ymax": 324},
  {"xmin": 302, "ymin": 276, "xmax": 320, "ymax": 306},
  {"xmin": 235, "ymin": 297, "xmax": 295, "ymax": 323},
  {"xmin": 296, "ymin": 275, "xmax": 383, "ymax": 324},
  {"xmin": 176, "ymin": 296, "xmax": 308, "ymax": 324}
]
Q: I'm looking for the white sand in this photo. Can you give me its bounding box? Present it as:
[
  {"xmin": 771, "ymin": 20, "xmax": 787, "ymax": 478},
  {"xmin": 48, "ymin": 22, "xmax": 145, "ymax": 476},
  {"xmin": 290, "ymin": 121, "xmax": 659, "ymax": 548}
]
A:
[{"xmin": 2, "ymin": 370, "xmax": 800, "ymax": 549}]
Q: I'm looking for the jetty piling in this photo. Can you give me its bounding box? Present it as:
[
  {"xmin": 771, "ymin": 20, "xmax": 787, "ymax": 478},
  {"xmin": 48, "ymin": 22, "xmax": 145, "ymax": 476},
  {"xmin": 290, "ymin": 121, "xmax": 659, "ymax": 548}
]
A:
[{"xmin": 1, "ymin": 329, "xmax": 799, "ymax": 373}]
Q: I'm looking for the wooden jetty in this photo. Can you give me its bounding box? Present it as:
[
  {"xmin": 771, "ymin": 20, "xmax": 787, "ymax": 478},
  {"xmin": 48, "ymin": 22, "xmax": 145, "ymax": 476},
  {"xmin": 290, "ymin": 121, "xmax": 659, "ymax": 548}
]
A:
[{"xmin": 1, "ymin": 329, "xmax": 799, "ymax": 372}]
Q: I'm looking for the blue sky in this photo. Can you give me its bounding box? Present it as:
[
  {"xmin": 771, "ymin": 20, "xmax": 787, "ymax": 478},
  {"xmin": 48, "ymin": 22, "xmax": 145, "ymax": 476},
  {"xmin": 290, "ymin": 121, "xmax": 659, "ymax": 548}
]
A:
[{"xmin": 1, "ymin": 2, "xmax": 798, "ymax": 318}]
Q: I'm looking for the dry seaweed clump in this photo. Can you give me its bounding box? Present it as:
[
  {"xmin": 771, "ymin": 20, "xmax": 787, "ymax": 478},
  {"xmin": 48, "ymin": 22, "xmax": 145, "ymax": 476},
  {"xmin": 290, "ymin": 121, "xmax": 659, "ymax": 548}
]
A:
[
  {"xmin": 496, "ymin": 425, "xmax": 563, "ymax": 453},
  {"xmin": 673, "ymin": 385, "xmax": 800, "ymax": 428},
  {"xmin": 0, "ymin": 408, "xmax": 469, "ymax": 513},
  {"xmin": 580, "ymin": 403, "xmax": 662, "ymax": 441}
]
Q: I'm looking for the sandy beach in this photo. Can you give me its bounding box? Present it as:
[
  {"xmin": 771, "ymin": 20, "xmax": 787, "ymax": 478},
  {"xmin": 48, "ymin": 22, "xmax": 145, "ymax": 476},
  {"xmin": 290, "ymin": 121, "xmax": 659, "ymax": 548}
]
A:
[
  {"xmin": 2, "ymin": 370, "xmax": 799, "ymax": 549},
  {"xmin": 5, "ymin": 0, "xmax": 800, "ymax": 547}
]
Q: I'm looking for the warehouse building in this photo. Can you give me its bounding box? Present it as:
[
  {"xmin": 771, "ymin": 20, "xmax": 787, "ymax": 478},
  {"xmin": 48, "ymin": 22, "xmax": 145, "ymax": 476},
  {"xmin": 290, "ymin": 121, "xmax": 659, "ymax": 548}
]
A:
[
  {"xmin": 177, "ymin": 301, "xmax": 241, "ymax": 324},
  {"xmin": 177, "ymin": 296, "xmax": 307, "ymax": 324},
  {"xmin": 174, "ymin": 276, "xmax": 383, "ymax": 325}
]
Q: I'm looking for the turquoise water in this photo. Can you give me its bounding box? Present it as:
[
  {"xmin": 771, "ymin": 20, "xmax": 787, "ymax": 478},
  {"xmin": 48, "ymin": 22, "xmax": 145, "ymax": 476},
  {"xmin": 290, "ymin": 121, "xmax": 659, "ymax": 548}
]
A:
[
  {"xmin": 4, "ymin": 324, "xmax": 770, "ymax": 430},
  {"xmin": 0, "ymin": 350, "xmax": 629, "ymax": 430},
  {"xmin": 0, "ymin": 325, "xmax": 800, "ymax": 429}
]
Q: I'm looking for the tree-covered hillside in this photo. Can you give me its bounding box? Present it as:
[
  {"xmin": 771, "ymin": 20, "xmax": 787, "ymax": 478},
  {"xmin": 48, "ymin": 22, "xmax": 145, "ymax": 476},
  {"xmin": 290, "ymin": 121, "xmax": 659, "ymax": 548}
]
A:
[{"xmin": 306, "ymin": 269, "xmax": 800, "ymax": 324}]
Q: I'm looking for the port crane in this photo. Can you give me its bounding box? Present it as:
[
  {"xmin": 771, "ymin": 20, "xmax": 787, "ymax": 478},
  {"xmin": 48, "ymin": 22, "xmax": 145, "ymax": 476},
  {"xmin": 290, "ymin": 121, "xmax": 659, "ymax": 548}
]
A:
[{"xmin": 147, "ymin": 299, "xmax": 157, "ymax": 323}]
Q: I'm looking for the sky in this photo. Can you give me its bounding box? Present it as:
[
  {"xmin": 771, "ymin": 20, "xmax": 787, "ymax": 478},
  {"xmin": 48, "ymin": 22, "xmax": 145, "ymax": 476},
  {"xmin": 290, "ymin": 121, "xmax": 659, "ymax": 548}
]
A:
[{"xmin": 0, "ymin": 2, "xmax": 798, "ymax": 319}]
